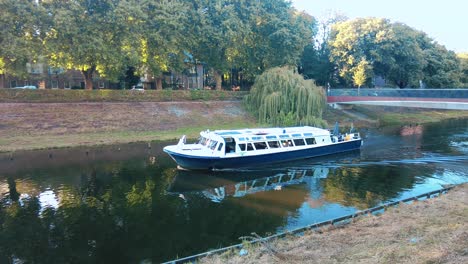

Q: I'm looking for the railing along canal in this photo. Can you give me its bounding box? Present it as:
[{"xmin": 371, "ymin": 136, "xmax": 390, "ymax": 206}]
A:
[{"xmin": 327, "ymin": 88, "xmax": 468, "ymax": 99}]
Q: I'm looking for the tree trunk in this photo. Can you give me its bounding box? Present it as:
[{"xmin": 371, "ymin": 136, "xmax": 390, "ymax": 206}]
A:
[
  {"xmin": 0, "ymin": 74, "xmax": 4, "ymax": 89},
  {"xmin": 156, "ymin": 76, "xmax": 163, "ymax": 90},
  {"xmin": 397, "ymin": 80, "xmax": 407, "ymax": 88},
  {"xmin": 82, "ymin": 66, "xmax": 95, "ymax": 90},
  {"xmin": 213, "ymin": 69, "xmax": 222, "ymax": 90}
]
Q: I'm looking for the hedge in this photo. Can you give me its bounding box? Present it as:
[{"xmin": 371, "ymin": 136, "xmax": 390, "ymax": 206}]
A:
[{"xmin": 0, "ymin": 89, "xmax": 248, "ymax": 103}]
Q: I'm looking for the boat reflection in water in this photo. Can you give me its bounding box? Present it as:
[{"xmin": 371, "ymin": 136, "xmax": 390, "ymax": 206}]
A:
[{"xmin": 168, "ymin": 166, "xmax": 330, "ymax": 203}]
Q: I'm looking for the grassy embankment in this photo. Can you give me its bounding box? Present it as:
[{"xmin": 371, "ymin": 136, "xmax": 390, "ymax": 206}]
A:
[
  {"xmin": 0, "ymin": 89, "xmax": 255, "ymax": 152},
  {"xmin": 1, "ymin": 89, "xmax": 468, "ymax": 152},
  {"xmin": 199, "ymin": 183, "xmax": 468, "ymax": 264}
]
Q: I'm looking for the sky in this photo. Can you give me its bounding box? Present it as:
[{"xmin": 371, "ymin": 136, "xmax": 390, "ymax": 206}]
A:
[{"xmin": 290, "ymin": 0, "xmax": 468, "ymax": 53}]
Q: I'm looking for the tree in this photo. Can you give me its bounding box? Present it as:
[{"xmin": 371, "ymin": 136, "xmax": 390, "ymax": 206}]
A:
[
  {"xmin": 0, "ymin": 0, "xmax": 47, "ymax": 88},
  {"xmin": 244, "ymin": 67, "xmax": 327, "ymax": 127},
  {"xmin": 458, "ymin": 53, "xmax": 468, "ymax": 87},
  {"xmin": 186, "ymin": 0, "xmax": 247, "ymax": 90},
  {"xmin": 240, "ymin": 1, "xmax": 313, "ymax": 79},
  {"xmin": 44, "ymin": 0, "xmax": 134, "ymax": 90},
  {"xmin": 328, "ymin": 18, "xmax": 401, "ymax": 87},
  {"xmin": 130, "ymin": 0, "xmax": 189, "ymax": 90},
  {"xmin": 186, "ymin": 0, "xmax": 313, "ymax": 89},
  {"xmin": 328, "ymin": 17, "xmax": 463, "ymax": 88},
  {"xmin": 386, "ymin": 23, "xmax": 426, "ymax": 88},
  {"xmin": 353, "ymin": 59, "xmax": 370, "ymax": 88},
  {"xmin": 422, "ymin": 44, "xmax": 462, "ymax": 88},
  {"xmin": 300, "ymin": 12, "xmax": 347, "ymax": 87}
]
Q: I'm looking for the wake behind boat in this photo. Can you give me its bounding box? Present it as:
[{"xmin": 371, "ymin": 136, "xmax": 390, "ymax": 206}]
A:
[{"xmin": 163, "ymin": 125, "xmax": 362, "ymax": 170}]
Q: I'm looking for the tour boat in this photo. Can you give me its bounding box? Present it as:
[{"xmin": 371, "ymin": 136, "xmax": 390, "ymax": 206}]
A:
[{"xmin": 163, "ymin": 125, "xmax": 362, "ymax": 170}]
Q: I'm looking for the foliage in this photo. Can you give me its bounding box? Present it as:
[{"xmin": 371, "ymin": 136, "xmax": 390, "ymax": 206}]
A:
[
  {"xmin": 244, "ymin": 67, "xmax": 326, "ymax": 127},
  {"xmin": 458, "ymin": 53, "xmax": 468, "ymax": 87},
  {"xmin": 129, "ymin": 0, "xmax": 189, "ymax": 80},
  {"xmin": 240, "ymin": 1, "xmax": 314, "ymax": 78},
  {"xmin": 422, "ymin": 44, "xmax": 462, "ymax": 88},
  {"xmin": 186, "ymin": 0, "xmax": 313, "ymax": 89},
  {"xmin": 300, "ymin": 12, "xmax": 347, "ymax": 87},
  {"xmin": 328, "ymin": 18, "xmax": 463, "ymax": 88},
  {"xmin": 43, "ymin": 0, "xmax": 134, "ymax": 89},
  {"xmin": 0, "ymin": 0, "xmax": 47, "ymax": 78},
  {"xmin": 1, "ymin": 1, "xmax": 465, "ymax": 90},
  {"xmin": 352, "ymin": 59, "xmax": 371, "ymax": 88}
]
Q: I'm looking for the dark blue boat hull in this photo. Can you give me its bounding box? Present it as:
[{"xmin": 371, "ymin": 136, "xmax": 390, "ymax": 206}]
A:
[{"xmin": 164, "ymin": 139, "xmax": 362, "ymax": 170}]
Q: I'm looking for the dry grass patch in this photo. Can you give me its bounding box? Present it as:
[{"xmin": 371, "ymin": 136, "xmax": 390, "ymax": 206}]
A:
[
  {"xmin": 199, "ymin": 184, "xmax": 468, "ymax": 264},
  {"xmin": 0, "ymin": 101, "xmax": 256, "ymax": 152}
]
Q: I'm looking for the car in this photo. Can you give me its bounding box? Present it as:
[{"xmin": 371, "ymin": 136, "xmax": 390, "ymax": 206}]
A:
[
  {"xmin": 13, "ymin": 85, "xmax": 37, "ymax": 89},
  {"xmin": 131, "ymin": 83, "xmax": 144, "ymax": 91}
]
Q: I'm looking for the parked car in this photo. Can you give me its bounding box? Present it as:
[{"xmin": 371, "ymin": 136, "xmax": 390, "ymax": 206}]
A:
[
  {"xmin": 13, "ymin": 85, "xmax": 37, "ymax": 89},
  {"xmin": 131, "ymin": 83, "xmax": 144, "ymax": 91}
]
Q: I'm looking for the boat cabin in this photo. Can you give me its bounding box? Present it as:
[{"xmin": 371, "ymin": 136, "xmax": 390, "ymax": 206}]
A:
[{"xmin": 193, "ymin": 126, "xmax": 359, "ymax": 157}]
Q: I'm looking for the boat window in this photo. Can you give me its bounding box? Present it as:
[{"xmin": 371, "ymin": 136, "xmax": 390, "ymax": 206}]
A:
[
  {"xmin": 293, "ymin": 138, "xmax": 306, "ymax": 146},
  {"xmin": 247, "ymin": 143, "xmax": 255, "ymax": 151},
  {"xmin": 292, "ymin": 134, "xmax": 302, "ymax": 138},
  {"xmin": 238, "ymin": 137, "xmax": 245, "ymax": 141},
  {"xmin": 279, "ymin": 135, "xmax": 290, "ymax": 139},
  {"xmin": 281, "ymin": 139, "xmax": 293, "ymax": 147},
  {"xmin": 217, "ymin": 143, "xmax": 224, "ymax": 151},
  {"xmin": 209, "ymin": 140, "xmax": 218, "ymax": 150},
  {"xmin": 225, "ymin": 139, "xmax": 236, "ymax": 153},
  {"xmin": 253, "ymin": 142, "xmax": 268, "ymax": 150},
  {"xmin": 238, "ymin": 143, "xmax": 246, "ymax": 151},
  {"xmin": 304, "ymin": 133, "xmax": 313, "ymax": 137},
  {"xmin": 268, "ymin": 141, "xmax": 280, "ymax": 148},
  {"xmin": 197, "ymin": 137, "xmax": 208, "ymax": 145},
  {"xmin": 252, "ymin": 136, "xmax": 263, "ymax": 140},
  {"xmin": 266, "ymin": 135, "xmax": 277, "ymax": 139},
  {"xmin": 305, "ymin": 138, "xmax": 316, "ymax": 145}
]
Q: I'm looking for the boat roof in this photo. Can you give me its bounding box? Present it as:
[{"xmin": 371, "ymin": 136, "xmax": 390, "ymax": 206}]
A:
[{"xmin": 201, "ymin": 126, "xmax": 330, "ymax": 142}]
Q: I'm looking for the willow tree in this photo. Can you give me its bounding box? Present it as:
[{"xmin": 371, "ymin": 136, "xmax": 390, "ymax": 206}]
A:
[{"xmin": 244, "ymin": 67, "xmax": 326, "ymax": 127}]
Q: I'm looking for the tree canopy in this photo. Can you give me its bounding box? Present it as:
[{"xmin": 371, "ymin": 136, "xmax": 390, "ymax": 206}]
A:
[
  {"xmin": 244, "ymin": 67, "xmax": 326, "ymax": 127},
  {"xmin": 327, "ymin": 17, "xmax": 463, "ymax": 88},
  {"xmin": 186, "ymin": 0, "xmax": 314, "ymax": 89},
  {"xmin": 0, "ymin": 1, "xmax": 465, "ymax": 89},
  {"xmin": 0, "ymin": 0, "xmax": 47, "ymax": 78}
]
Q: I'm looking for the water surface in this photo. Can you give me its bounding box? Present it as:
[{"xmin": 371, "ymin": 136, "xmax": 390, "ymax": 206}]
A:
[{"xmin": 0, "ymin": 119, "xmax": 467, "ymax": 263}]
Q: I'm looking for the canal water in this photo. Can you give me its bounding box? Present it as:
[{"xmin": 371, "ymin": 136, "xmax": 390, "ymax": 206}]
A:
[{"xmin": 0, "ymin": 119, "xmax": 467, "ymax": 263}]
